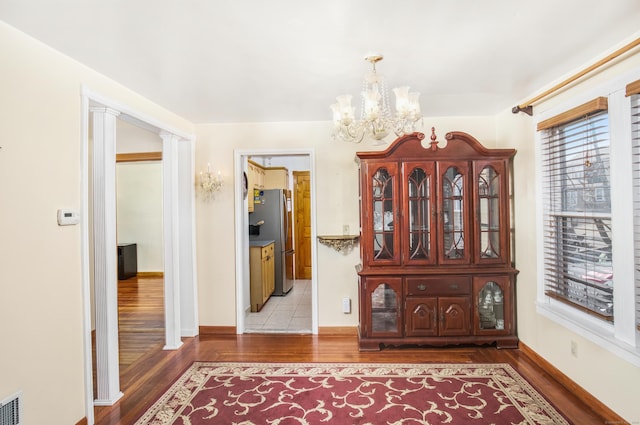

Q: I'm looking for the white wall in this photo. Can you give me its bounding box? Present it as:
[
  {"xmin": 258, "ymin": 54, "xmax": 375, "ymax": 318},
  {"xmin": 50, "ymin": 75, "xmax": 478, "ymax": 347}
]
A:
[
  {"xmin": 115, "ymin": 120, "xmax": 164, "ymax": 273},
  {"xmin": 116, "ymin": 162, "xmax": 163, "ymax": 272},
  {"xmin": 0, "ymin": 21, "xmax": 193, "ymax": 425}
]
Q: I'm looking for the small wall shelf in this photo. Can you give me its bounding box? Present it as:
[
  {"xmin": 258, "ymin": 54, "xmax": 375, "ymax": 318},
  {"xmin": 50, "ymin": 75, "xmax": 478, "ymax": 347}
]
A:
[{"xmin": 317, "ymin": 235, "xmax": 360, "ymax": 253}]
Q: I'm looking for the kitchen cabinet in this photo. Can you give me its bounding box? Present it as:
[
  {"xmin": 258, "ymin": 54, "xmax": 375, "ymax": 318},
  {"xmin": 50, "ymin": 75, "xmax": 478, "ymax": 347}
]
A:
[
  {"xmin": 247, "ymin": 160, "xmax": 266, "ymax": 213},
  {"xmin": 264, "ymin": 167, "xmax": 289, "ymax": 189},
  {"xmin": 249, "ymin": 241, "xmax": 275, "ymax": 312},
  {"xmin": 356, "ymin": 130, "xmax": 518, "ymax": 350}
]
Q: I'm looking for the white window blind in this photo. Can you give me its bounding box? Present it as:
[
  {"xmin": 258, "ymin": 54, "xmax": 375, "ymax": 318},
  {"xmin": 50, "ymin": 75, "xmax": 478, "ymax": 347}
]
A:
[
  {"xmin": 632, "ymin": 92, "xmax": 640, "ymax": 331},
  {"xmin": 541, "ymin": 109, "xmax": 613, "ymax": 321}
]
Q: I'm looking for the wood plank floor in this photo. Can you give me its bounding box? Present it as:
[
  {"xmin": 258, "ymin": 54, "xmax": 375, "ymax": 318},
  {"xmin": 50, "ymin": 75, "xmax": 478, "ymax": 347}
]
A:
[
  {"xmin": 117, "ymin": 276, "xmax": 165, "ymax": 370},
  {"xmin": 92, "ymin": 277, "xmax": 624, "ymax": 425}
]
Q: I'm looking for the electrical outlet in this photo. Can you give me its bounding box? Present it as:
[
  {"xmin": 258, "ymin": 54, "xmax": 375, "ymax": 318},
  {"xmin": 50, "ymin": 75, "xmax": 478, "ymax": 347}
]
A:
[
  {"xmin": 571, "ymin": 340, "xmax": 578, "ymax": 358},
  {"xmin": 342, "ymin": 224, "xmax": 350, "ymax": 235},
  {"xmin": 342, "ymin": 297, "xmax": 351, "ymax": 314}
]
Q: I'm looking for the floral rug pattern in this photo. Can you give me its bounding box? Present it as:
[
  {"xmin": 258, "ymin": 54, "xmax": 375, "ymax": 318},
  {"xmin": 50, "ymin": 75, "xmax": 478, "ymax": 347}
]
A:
[{"xmin": 135, "ymin": 362, "xmax": 569, "ymax": 425}]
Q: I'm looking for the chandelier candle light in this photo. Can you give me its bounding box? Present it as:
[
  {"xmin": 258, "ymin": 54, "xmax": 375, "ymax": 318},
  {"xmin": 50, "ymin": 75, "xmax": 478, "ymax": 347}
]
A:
[
  {"xmin": 331, "ymin": 55, "xmax": 423, "ymax": 143},
  {"xmin": 198, "ymin": 163, "xmax": 223, "ymax": 200}
]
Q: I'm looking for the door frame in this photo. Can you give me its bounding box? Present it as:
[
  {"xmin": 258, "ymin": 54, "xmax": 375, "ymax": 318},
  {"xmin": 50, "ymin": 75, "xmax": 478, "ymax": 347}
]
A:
[
  {"xmin": 233, "ymin": 149, "xmax": 318, "ymax": 334},
  {"xmin": 80, "ymin": 86, "xmax": 198, "ymax": 423}
]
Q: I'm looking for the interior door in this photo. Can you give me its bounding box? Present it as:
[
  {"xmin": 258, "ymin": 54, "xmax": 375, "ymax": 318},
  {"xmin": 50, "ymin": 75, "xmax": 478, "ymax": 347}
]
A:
[{"xmin": 293, "ymin": 171, "xmax": 312, "ymax": 279}]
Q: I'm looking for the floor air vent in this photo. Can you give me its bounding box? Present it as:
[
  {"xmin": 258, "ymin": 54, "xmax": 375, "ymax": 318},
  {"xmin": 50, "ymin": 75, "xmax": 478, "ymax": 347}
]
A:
[{"xmin": 0, "ymin": 392, "xmax": 21, "ymax": 425}]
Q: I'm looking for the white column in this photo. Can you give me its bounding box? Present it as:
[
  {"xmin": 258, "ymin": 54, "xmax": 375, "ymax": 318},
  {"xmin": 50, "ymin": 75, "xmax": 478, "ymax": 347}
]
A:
[
  {"xmin": 91, "ymin": 107, "xmax": 123, "ymax": 405},
  {"xmin": 178, "ymin": 138, "xmax": 199, "ymax": 336},
  {"xmin": 160, "ymin": 132, "xmax": 183, "ymax": 349}
]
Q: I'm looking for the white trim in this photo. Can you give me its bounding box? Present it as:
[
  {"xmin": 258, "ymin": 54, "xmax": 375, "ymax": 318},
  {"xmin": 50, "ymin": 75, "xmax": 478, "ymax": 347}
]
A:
[
  {"xmin": 609, "ymin": 88, "xmax": 637, "ymax": 346},
  {"xmin": 80, "ymin": 88, "xmax": 196, "ymax": 423},
  {"xmin": 537, "ymin": 301, "xmax": 640, "ymax": 366},
  {"xmin": 79, "ymin": 93, "xmax": 94, "ymax": 425},
  {"xmin": 160, "ymin": 132, "xmax": 183, "ymax": 350},
  {"xmin": 90, "ymin": 106, "xmax": 123, "ymax": 405},
  {"xmin": 179, "ymin": 138, "xmax": 200, "ymax": 336},
  {"xmin": 234, "ymin": 148, "xmax": 318, "ymax": 335},
  {"xmin": 81, "ymin": 85, "xmax": 194, "ymax": 141}
]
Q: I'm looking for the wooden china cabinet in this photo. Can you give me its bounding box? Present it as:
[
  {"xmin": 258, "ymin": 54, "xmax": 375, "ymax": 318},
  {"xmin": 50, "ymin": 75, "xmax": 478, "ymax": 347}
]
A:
[{"xmin": 356, "ymin": 129, "xmax": 518, "ymax": 350}]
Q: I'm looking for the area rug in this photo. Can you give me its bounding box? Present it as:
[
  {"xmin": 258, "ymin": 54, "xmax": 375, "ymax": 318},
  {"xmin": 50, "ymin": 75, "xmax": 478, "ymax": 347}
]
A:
[{"xmin": 135, "ymin": 362, "xmax": 570, "ymax": 425}]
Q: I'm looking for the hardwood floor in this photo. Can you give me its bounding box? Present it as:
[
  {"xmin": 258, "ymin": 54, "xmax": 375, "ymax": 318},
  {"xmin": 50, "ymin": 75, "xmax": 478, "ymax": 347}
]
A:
[
  {"xmin": 91, "ymin": 277, "xmax": 625, "ymax": 425},
  {"xmin": 117, "ymin": 276, "xmax": 165, "ymax": 370}
]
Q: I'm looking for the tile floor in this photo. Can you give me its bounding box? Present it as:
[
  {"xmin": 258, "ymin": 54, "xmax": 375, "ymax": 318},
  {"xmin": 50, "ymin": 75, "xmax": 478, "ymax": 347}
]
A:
[{"xmin": 244, "ymin": 279, "xmax": 312, "ymax": 333}]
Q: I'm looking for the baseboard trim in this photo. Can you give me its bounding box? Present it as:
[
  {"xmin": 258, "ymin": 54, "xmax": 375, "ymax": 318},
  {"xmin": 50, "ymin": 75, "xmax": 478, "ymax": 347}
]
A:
[
  {"xmin": 137, "ymin": 271, "xmax": 164, "ymax": 278},
  {"xmin": 199, "ymin": 326, "xmax": 237, "ymax": 336},
  {"xmin": 519, "ymin": 341, "xmax": 626, "ymax": 423},
  {"xmin": 318, "ymin": 326, "xmax": 358, "ymax": 336}
]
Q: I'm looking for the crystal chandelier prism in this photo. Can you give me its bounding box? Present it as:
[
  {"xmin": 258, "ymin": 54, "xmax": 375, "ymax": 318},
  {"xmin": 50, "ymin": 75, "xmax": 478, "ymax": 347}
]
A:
[{"xmin": 331, "ymin": 55, "xmax": 423, "ymax": 144}]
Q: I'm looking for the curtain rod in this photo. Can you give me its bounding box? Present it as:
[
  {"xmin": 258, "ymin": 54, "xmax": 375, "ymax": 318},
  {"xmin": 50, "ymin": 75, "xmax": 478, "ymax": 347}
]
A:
[{"xmin": 512, "ymin": 36, "xmax": 640, "ymax": 115}]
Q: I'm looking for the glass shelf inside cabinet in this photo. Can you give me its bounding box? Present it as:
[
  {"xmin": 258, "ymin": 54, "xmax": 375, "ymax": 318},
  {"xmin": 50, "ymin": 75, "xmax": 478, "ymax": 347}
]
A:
[
  {"xmin": 478, "ymin": 281, "xmax": 504, "ymax": 330},
  {"xmin": 371, "ymin": 283, "xmax": 398, "ymax": 333}
]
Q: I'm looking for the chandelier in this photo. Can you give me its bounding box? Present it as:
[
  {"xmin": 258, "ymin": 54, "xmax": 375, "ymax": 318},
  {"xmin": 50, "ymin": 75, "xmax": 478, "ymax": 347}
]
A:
[{"xmin": 331, "ymin": 55, "xmax": 423, "ymax": 144}]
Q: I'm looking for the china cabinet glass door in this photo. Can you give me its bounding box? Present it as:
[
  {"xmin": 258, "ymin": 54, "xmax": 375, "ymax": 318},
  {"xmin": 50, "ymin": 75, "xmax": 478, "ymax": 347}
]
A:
[
  {"xmin": 475, "ymin": 161, "xmax": 507, "ymax": 264},
  {"xmin": 473, "ymin": 276, "xmax": 511, "ymax": 334},
  {"xmin": 367, "ymin": 278, "xmax": 402, "ymax": 337},
  {"xmin": 367, "ymin": 163, "xmax": 400, "ymax": 265},
  {"xmin": 403, "ymin": 162, "xmax": 436, "ymax": 265},
  {"xmin": 438, "ymin": 162, "xmax": 470, "ymax": 264}
]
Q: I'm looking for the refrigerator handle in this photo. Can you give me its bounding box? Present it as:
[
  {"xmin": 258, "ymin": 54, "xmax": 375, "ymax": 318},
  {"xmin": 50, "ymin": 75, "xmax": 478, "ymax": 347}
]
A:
[{"xmin": 282, "ymin": 192, "xmax": 289, "ymax": 246}]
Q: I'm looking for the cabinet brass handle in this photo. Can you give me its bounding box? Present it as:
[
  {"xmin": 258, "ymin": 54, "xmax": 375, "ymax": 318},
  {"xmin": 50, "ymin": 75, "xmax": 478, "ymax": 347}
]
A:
[
  {"xmin": 417, "ymin": 284, "xmax": 426, "ymax": 291},
  {"xmin": 449, "ymin": 284, "xmax": 459, "ymax": 290}
]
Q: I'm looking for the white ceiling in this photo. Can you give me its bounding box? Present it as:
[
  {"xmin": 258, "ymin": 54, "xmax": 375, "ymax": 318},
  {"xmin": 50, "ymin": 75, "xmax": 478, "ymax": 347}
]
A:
[{"xmin": 1, "ymin": 1, "xmax": 639, "ymax": 124}]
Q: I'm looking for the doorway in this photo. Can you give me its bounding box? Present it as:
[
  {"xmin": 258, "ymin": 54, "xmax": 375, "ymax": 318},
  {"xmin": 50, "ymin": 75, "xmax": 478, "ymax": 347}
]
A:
[
  {"xmin": 81, "ymin": 88, "xmax": 197, "ymax": 423},
  {"xmin": 234, "ymin": 150, "xmax": 318, "ymax": 335},
  {"xmin": 114, "ymin": 140, "xmax": 165, "ymax": 373}
]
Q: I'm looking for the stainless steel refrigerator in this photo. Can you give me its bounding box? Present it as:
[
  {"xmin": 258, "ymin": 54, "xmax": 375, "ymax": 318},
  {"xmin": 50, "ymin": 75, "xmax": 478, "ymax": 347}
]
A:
[{"xmin": 249, "ymin": 189, "xmax": 295, "ymax": 295}]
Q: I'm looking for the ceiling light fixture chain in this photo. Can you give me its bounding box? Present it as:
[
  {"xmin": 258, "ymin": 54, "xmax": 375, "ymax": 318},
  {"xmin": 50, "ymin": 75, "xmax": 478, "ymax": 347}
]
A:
[{"xmin": 331, "ymin": 55, "xmax": 423, "ymax": 144}]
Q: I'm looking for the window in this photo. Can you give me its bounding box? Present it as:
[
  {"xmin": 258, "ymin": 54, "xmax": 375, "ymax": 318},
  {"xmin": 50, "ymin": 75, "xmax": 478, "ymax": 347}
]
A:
[
  {"xmin": 537, "ymin": 79, "xmax": 640, "ymax": 363},
  {"xmin": 631, "ymin": 89, "xmax": 640, "ymax": 332},
  {"xmin": 540, "ymin": 99, "xmax": 613, "ymax": 321}
]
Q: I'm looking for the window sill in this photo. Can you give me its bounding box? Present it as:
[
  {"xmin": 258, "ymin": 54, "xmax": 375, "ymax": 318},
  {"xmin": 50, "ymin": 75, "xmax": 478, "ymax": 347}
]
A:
[{"xmin": 536, "ymin": 301, "xmax": 640, "ymax": 367}]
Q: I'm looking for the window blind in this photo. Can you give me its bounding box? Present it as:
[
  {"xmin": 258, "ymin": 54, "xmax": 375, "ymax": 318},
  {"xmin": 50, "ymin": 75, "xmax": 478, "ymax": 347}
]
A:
[
  {"xmin": 631, "ymin": 92, "xmax": 640, "ymax": 331},
  {"xmin": 541, "ymin": 110, "xmax": 612, "ymax": 320}
]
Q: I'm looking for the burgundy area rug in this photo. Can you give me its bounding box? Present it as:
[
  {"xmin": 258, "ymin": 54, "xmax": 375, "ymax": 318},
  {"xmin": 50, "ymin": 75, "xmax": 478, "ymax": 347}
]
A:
[{"xmin": 135, "ymin": 362, "xmax": 569, "ymax": 425}]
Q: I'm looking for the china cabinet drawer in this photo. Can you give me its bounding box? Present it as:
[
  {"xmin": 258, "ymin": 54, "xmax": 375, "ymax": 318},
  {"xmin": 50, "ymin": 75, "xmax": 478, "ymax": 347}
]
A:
[{"xmin": 406, "ymin": 277, "xmax": 470, "ymax": 296}]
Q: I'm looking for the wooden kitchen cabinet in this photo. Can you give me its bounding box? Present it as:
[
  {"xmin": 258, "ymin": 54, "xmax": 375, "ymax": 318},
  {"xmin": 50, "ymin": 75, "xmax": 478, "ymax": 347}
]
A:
[
  {"xmin": 263, "ymin": 167, "xmax": 289, "ymax": 189},
  {"xmin": 247, "ymin": 160, "xmax": 267, "ymax": 213},
  {"xmin": 250, "ymin": 242, "xmax": 275, "ymax": 312},
  {"xmin": 356, "ymin": 130, "xmax": 518, "ymax": 350}
]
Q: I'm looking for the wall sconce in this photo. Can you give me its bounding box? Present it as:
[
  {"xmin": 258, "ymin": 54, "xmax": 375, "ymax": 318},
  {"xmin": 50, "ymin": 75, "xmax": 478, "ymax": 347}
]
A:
[{"xmin": 198, "ymin": 163, "xmax": 223, "ymax": 200}]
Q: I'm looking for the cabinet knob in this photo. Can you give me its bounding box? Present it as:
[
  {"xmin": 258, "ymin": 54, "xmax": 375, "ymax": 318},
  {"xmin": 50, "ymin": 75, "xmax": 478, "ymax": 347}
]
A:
[{"xmin": 417, "ymin": 284, "xmax": 426, "ymax": 291}]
